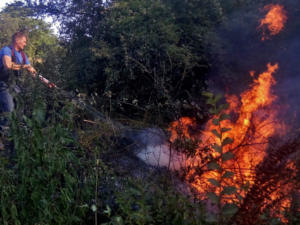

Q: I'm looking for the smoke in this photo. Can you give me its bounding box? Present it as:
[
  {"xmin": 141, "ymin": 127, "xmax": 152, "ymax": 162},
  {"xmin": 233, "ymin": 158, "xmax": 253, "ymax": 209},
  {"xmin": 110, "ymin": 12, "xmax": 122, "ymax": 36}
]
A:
[
  {"xmin": 209, "ymin": 0, "xmax": 300, "ymax": 124},
  {"xmin": 136, "ymin": 144, "xmax": 185, "ymax": 170},
  {"xmin": 274, "ymin": 36, "xmax": 300, "ymax": 122},
  {"xmin": 131, "ymin": 128, "xmax": 186, "ymax": 170}
]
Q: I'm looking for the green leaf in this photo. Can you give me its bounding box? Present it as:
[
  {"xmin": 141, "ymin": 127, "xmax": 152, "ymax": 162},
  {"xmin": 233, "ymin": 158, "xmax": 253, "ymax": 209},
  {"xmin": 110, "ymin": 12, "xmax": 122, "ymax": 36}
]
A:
[
  {"xmin": 104, "ymin": 205, "xmax": 111, "ymax": 217},
  {"xmin": 222, "ymin": 171, "xmax": 234, "ymax": 178},
  {"xmin": 211, "ymin": 129, "xmax": 221, "ymax": 139},
  {"xmin": 214, "ymin": 94, "xmax": 223, "ymax": 103},
  {"xmin": 212, "ymin": 144, "xmax": 222, "ymax": 154},
  {"xmin": 222, "ymin": 152, "xmax": 235, "ymax": 162},
  {"xmin": 129, "ymin": 188, "xmax": 142, "ymax": 196},
  {"xmin": 208, "ymin": 178, "xmax": 221, "ymax": 187},
  {"xmin": 220, "ymin": 113, "xmax": 230, "ymax": 121},
  {"xmin": 215, "ymin": 108, "xmax": 222, "ymax": 115},
  {"xmin": 220, "ymin": 103, "xmax": 229, "ymax": 110},
  {"xmin": 91, "ymin": 204, "xmax": 97, "ymax": 212},
  {"xmin": 206, "ymin": 98, "xmax": 215, "ymax": 106},
  {"xmin": 207, "ymin": 161, "xmax": 221, "ymax": 171},
  {"xmin": 10, "ymin": 204, "xmax": 18, "ymax": 219},
  {"xmin": 33, "ymin": 107, "xmax": 46, "ymax": 124},
  {"xmin": 23, "ymin": 115, "xmax": 32, "ymax": 128},
  {"xmin": 221, "ymin": 127, "xmax": 231, "ymax": 133},
  {"xmin": 202, "ymin": 91, "xmax": 214, "ymax": 98},
  {"xmin": 270, "ymin": 218, "xmax": 282, "ymax": 225},
  {"xmin": 222, "ymin": 186, "xmax": 237, "ymax": 195},
  {"xmin": 205, "ymin": 213, "xmax": 218, "ymax": 223},
  {"xmin": 222, "ymin": 137, "xmax": 234, "ymax": 146},
  {"xmin": 212, "ymin": 118, "xmax": 220, "ymax": 126},
  {"xmin": 209, "ymin": 108, "xmax": 216, "ymax": 114},
  {"xmin": 112, "ymin": 216, "xmax": 124, "ymax": 225},
  {"xmin": 207, "ymin": 192, "xmax": 219, "ymax": 204},
  {"xmin": 222, "ymin": 203, "xmax": 238, "ymax": 215}
]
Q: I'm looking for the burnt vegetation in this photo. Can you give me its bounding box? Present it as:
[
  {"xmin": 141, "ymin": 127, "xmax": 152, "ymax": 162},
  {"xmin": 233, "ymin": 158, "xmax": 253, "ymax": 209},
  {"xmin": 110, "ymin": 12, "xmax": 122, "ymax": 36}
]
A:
[
  {"xmin": 234, "ymin": 136, "xmax": 300, "ymax": 225},
  {"xmin": 0, "ymin": 0, "xmax": 299, "ymax": 225}
]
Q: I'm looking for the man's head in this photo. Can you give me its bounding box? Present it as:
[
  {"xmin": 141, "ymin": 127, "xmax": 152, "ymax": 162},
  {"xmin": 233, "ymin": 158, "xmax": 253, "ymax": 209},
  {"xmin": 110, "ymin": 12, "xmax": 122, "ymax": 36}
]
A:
[{"xmin": 12, "ymin": 31, "xmax": 28, "ymax": 51}]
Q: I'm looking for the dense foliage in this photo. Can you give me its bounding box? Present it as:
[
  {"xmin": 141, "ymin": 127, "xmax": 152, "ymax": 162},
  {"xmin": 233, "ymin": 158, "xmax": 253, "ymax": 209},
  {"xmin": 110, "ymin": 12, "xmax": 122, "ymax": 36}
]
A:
[{"xmin": 21, "ymin": 0, "xmax": 227, "ymax": 123}]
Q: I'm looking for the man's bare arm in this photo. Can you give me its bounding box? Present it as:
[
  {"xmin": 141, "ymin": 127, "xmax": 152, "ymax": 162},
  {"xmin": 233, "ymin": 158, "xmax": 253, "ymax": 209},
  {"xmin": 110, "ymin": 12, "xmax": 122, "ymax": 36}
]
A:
[
  {"xmin": 3, "ymin": 55, "xmax": 36, "ymax": 77},
  {"xmin": 3, "ymin": 55, "xmax": 22, "ymax": 70}
]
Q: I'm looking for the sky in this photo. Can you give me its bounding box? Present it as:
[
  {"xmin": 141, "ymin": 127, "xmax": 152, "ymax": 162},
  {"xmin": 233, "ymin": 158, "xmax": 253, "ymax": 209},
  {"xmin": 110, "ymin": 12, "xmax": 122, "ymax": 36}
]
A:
[
  {"xmin": 0, "ymin": 0, "xmax": 59, "ymax": 35},
  {"xmin": 0, "ymin": 0, "xmax": 14, "ymax": 10}
]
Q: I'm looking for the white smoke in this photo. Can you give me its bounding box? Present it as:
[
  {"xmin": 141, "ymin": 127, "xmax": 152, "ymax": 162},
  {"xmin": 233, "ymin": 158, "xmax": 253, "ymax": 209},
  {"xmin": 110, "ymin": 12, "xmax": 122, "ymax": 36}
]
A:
[{"xmin": 133, "ymin": 128, "xmax": 187, "ymax": 170}]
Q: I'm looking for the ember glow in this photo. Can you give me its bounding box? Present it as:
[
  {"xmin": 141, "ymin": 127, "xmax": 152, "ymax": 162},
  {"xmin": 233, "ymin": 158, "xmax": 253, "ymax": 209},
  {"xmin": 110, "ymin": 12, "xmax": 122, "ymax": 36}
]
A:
[
  {"xmin": 169, "ymin": 63, "xmax": 295, "ymax": 222},
  {"xmin": 258, "ymin": 4, "xmax": 288, "ymax": 40}
]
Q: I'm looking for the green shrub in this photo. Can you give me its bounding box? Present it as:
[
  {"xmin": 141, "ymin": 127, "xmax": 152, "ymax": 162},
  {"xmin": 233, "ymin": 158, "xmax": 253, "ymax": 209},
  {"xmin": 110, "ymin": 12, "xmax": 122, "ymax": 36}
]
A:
[
  {"xmin": 102, "ymin": 178, "xmax": 208, "ymax": 225},
  {"xmin": 0, "ymin": 95, "xmax": 96, "ymax": 225}
]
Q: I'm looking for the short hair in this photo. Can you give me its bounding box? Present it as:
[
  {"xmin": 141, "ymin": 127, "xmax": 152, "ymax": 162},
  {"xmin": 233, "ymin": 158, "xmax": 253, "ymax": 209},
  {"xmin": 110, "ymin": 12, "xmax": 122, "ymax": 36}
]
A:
[{"xmin": 12, "ymin": 31, "xmax": 28, "ymax": 43}]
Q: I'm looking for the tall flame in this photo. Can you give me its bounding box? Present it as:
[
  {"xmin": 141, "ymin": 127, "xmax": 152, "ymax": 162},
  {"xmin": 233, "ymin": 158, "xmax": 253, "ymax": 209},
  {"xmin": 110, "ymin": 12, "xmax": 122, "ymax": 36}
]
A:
[
  {"xmin": 258, "ymin": 4, "xmax": 288, "ymax": 40},
  {"xmin": 169, "ymin": 63, "xmax": 293, "ymax": 222},
  {"xmin": 167, "ymin": 4, "xmax": 296, "ymax": 222}
]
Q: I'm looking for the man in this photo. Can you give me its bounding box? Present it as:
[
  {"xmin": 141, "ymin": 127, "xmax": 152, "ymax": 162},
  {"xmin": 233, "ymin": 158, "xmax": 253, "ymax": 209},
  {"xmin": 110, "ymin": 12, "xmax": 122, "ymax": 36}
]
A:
[
  {"xmin": 0, "ymin": 31, "xmax": 37, "ymax": 114},
  {"xmin": 0, "ymin": 31, "xmax": 37, "ymax": 149}
]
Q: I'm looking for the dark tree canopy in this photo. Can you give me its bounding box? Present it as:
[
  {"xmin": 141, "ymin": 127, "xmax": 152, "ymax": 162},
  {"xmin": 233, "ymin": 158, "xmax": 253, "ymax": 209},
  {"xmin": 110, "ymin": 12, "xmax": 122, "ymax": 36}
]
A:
[{"xmin": 20, "ymin": 0, "xmax": 225, "ymax": 122}]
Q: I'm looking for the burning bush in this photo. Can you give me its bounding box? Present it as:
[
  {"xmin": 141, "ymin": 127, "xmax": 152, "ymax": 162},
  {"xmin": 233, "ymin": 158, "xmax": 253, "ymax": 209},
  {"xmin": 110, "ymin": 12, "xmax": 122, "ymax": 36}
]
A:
[{"xmin": 169, "ymin": 63, "xmax": 299, "ymax": 224}]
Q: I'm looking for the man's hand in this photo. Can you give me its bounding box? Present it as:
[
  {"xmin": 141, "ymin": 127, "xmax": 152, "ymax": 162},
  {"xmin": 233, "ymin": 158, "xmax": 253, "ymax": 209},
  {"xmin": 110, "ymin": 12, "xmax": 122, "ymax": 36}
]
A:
[
  {"xmin": 24, "ymin": 65, "xmax": 37, "ymax": 77},
  {"xmin": 27, "ymin": 66, "xmax": 37, "ymax": 77}
]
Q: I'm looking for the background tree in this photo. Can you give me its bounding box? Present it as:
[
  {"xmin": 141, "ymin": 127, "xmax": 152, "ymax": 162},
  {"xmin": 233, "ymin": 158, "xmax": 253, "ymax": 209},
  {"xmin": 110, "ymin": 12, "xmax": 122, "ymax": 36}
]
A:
[
  {"xmin": 21, "ymin": 0, "xmax": 225, "ymax": 124},
  {"xmin": 96, "ymin": 0, "xmax": 223, "ymax": 122}
]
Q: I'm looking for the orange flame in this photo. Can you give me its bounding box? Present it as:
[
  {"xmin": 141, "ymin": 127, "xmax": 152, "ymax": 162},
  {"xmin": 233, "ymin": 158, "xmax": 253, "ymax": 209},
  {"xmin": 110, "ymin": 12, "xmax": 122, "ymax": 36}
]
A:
[
  {"xmin": 197, "ymin": 63, "xmax": 282, "ymax": 189},
  {"xmin": 258, "ymin": 4, "xmax": 288, "ymax": 40},
  {"xmin": 169, "ymin": 63, "xmax": 294, "ymax": 222}
]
